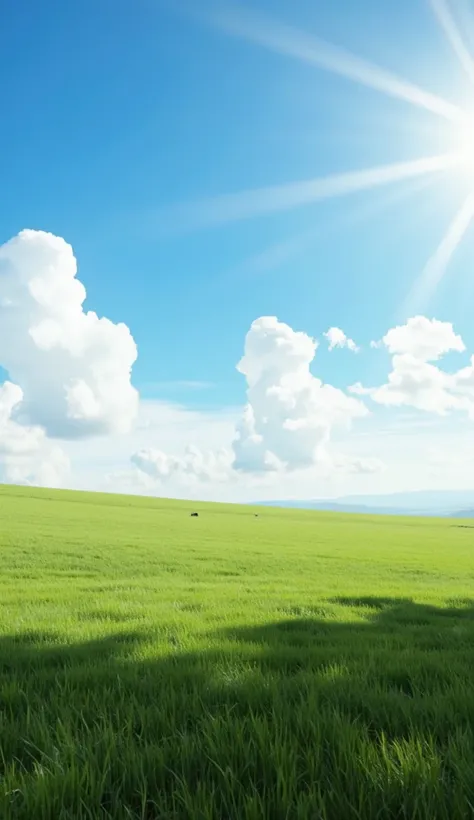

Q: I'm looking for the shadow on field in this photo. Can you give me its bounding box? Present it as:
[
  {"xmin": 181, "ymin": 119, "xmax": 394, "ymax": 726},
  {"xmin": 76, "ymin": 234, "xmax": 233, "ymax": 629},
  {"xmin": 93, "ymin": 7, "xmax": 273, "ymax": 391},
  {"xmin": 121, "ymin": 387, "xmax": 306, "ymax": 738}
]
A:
[{"xmin": 2, "ymin": 598, "xmax": 474, "ymax": 818}]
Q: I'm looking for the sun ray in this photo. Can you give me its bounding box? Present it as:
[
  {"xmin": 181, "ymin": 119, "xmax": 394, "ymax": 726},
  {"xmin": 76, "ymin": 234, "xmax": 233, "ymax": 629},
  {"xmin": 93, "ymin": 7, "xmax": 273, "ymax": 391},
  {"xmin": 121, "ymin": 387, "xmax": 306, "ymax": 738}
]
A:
[
  {"xmin": 156, "ymin": 155, "xmax": 455, "ymax": 233},
  {"xmin": 430, "ymin": 0, "xmax": 474, "ymax": 86},
  {"xmin": 223, "ymin": 172, "xmax": 442, "ymax": 281},
  {"xmin": 206, "ymin": 3, "xmax": 463, "ymax": 122},
  {"xmin": 402, "ymin": 191, "xmax": 474, "ymax": 316}
]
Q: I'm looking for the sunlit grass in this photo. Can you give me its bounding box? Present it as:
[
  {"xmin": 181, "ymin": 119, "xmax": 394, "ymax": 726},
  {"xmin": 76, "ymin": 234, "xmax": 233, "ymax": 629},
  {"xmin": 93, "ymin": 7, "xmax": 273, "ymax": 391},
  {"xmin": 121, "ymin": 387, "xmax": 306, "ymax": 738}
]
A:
[{"xmin": 1, "ymin": 485, "xmax": 474, "ymax": 818}]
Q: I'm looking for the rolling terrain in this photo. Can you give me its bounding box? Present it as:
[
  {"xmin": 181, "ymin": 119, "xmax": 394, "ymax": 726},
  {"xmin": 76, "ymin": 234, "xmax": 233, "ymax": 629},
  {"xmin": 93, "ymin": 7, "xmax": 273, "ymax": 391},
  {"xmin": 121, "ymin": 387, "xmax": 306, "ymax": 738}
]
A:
[
  {"xmin": 0, "ymin": 485, "xmax": 474, "ymax": 818},
  {"xmin": 256, "ymin": 489, "xmax": 474, "ymax": 516}
]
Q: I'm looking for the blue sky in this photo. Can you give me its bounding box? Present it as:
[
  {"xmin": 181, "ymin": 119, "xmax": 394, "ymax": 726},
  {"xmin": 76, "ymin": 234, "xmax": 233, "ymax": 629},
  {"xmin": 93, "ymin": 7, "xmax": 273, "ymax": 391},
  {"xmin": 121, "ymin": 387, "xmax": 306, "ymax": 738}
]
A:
[{"xmin": 2, "ymin": 0, "xmax": 474, "ymax": 500}]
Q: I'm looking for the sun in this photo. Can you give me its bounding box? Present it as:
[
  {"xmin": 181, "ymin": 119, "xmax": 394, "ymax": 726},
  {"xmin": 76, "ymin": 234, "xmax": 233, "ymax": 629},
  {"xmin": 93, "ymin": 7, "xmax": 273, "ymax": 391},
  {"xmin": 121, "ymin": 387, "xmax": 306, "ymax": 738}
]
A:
[{"xmin": 182, "ymin": 0, "xmax": 474, "ymax": 313}]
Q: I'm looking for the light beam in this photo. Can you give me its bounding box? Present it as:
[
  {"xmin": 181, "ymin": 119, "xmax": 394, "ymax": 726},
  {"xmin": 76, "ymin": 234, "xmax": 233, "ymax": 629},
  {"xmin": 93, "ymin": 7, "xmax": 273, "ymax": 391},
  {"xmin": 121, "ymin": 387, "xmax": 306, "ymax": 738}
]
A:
[
  {"xmin": 224, "ymin": 172, "xmax": 441, "ymax": 281},
  {"xmin": 209, "ymin": 4, "xmax": 463, "ymax": 122},
  {"xmin": 430, "ymin": 0, "xmax": 474, "ymax": 86},
  {"xmin": 156, "ymin": 154, "xmax": 455, "ymax": 232},
  {"xmin": 402, "ymin": 191, "xmax": 474, "ymax": 315}
]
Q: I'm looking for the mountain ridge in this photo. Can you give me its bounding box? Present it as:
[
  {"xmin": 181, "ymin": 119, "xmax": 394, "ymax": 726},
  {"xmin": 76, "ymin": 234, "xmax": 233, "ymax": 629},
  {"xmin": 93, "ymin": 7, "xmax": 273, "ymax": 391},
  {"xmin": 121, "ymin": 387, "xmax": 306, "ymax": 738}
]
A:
[{"xmin": 254, "ymin": 490, "xmax": 474, "ymax": 517}]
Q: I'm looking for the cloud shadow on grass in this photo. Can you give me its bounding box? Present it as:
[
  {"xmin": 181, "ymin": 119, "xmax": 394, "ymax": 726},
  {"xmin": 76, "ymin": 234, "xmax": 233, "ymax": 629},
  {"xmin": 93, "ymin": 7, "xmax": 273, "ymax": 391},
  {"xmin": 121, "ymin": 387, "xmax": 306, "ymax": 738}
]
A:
[{"xmin": 1, "ymin": 598, "xmax": 474, "ymax": 818}]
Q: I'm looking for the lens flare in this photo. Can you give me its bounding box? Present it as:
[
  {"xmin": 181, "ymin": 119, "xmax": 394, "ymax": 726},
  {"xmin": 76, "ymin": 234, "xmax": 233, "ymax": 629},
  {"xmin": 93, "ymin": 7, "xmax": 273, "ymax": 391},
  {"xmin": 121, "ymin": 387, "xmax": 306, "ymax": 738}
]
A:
[{"xmin": 453, "ymin": 115, "xmax": 474, "ymax": 174}]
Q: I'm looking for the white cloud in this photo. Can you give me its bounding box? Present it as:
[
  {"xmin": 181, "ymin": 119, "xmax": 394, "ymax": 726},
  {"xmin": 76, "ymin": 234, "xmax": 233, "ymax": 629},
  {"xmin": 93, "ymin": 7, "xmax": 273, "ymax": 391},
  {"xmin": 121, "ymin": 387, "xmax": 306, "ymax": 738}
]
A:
[
  {"xmin": 348, "ymin": 382, "xmax": 373, "ymax": 396},
  {"xmin": 64, "ymin": 399, "xmax": 238, "ymax": 498},
  {"xmin": 232, "ymin": 316, "xmax": 368, "ymax": 472},
  {"xmin": 77, "ymin": 396, "xmax": 474, "ymax": 502},
  {"xmin": 0, "ymin": 382, "xmax": 43, "ymax": 456},
  {"xmin": 380, "ymin": 315, "xmax": 465, "ymax": 360},
  {"xmin": 324, "ymin": 326, "xmax": 359, "ymax": 352},
  {"xmin": 352, "ymin": 316, "xmax": 474, "ymax": 417},
  {"xmin": 333, "ymin": 453, "xmax": 385, "ymax": 474},
  {"xmin": 131, "ymin": 445, "xmax": 233, "ymax": 485},
  {"xmin": 0, "ymin": 381, "xmax": 69, "ymax": 487},
  {"xmin": 129, "ymin": 317, "xmax": 371, "ymax": 486},
  {"xmin": 4, "ymin": 239, "xmax": 473, "ymax": 504},
  {"xmin": 0, "ymin": 229, "xmax": 138, "ymax": 439},
  {"xmin": 365, "ymin": 356, "xmax": 460, "ymax": 414}
]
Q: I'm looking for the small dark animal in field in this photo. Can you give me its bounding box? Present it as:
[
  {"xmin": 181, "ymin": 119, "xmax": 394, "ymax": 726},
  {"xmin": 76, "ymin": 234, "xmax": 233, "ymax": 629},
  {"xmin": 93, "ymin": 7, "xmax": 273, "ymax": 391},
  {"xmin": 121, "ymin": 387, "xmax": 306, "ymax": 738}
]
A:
[
  {"xmin": 255, "ymin": 514, "xmax": 259, "ymax": 517},
  {"xmin": 190, "ymin": 512, "xmax": 199, "ymax": 517}
]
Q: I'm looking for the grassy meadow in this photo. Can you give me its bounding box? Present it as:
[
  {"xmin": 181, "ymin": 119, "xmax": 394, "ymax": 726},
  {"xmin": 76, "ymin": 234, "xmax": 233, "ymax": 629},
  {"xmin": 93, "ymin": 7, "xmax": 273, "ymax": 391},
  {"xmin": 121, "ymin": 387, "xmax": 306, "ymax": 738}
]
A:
[{"xmin": 1, "ymin": 485, "xmax": 474, "ymax": 818}]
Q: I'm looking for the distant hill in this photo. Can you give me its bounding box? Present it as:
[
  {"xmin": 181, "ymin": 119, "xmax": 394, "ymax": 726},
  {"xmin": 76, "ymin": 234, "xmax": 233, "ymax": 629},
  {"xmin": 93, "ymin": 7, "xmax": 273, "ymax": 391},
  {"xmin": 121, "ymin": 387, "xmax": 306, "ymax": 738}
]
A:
[
  {"xmin": 255, "ymin": 490, "xmax": 474, "ymax": 517},
  {"xmin": 255, "ymin": 500, "xmax": 418, "ymax": 515},
  {"xmin": 450, "ymin": 509, "xmax": 474, "ymax": 518}
]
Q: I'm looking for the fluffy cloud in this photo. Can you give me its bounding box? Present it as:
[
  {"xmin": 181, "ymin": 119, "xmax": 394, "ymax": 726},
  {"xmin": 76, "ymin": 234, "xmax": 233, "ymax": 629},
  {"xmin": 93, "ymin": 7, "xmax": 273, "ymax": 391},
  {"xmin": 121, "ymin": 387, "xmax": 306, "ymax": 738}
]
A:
[
  {"xmin": 324, "ymin": 326, "xmax": 359, "ymax": 352},
  {"xmin": 0, "ymin": 230, "xmax": 138, "ymax": 439},
  {"xmin": 128, "ymin": 314, "xmax": 474, "ymax": 490},
  {"xmin": 352, "ymin": 316, "xmax": 474, "ymax": 416},
  {"xmin": 0, "ymin": 381, "xmax": 69, "ymax": 486},
  {"xmin": 131, "ymin": 445, "xmax": 233, "ymax": 484},
  {"xmin": 378, "ymin": 315, "xmax": 465, "ymax": 360},
  {"xmin": 130, "ymin": 317, "xmax": 370, "ymax": 484},
  {"xmin": 232, "ymin": 316, "xmax": 368, "ymax": 472}
]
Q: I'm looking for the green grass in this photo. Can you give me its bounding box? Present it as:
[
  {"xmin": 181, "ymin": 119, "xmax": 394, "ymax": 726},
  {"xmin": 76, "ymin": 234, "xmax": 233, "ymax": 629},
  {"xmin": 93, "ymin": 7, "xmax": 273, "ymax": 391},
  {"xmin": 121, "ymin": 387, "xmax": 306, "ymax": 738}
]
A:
[{"xmin": 1, "ymin": 484, "xmax": 474, "ymax": 818}]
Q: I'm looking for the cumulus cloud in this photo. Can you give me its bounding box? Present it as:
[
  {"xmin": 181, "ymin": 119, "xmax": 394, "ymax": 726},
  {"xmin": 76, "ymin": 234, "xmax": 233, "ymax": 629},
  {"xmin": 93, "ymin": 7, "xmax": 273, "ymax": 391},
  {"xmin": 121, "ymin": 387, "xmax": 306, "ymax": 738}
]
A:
[
  {"xmin": 368, "ymin": 358, "xmax": 459, "ymax": 414},
  {"xmin": 130, "ymin": 317, "xmax": 371, "ymax": 485},
  {"xmin": 0, "ymin": 229, "xmax": 138, "ymax": 439},
  {"xmin": 307, "ymin": 446, "xmax": 385, "ymax": 476},
  {"xmin": 131, "ymin": 445, "xmax": 234, "ymax": 485},
  {"xmin": 0, "ymin": 381, "xmax": 69, "ymax": 486},
  {"xmin": 324, "ymin": 326, "xmax": 359, "ymax": 352},
  {"xmin": 379, "ymin": 315, "xmax": 465, "ymax": 360},
  {"xmin": 352, "ymin": 316, "xmax": 474, "ymax": 416},
  {"xmin": 232, "ymin": 316, "xmax": 368, "ymax": 472},
  {"xmin": 127, "ymin": 313, "xmax": 474, "ymax": 491}
]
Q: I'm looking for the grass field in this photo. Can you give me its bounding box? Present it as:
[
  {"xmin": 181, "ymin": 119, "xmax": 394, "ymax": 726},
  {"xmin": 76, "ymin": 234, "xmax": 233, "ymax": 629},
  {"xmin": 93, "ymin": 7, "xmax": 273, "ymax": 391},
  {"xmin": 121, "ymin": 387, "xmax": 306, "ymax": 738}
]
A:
[{"xmin": 1, "ymin": 485, "xmax": 474, "ymax": 818}]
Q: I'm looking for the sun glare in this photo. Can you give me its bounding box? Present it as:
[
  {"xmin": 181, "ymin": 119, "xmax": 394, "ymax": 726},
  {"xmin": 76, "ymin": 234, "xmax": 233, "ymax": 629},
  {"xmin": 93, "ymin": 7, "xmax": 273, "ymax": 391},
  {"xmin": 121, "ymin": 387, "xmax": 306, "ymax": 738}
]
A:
[
  {"xmin": 454, "ymin": 115, "xmax": 474, "ymax": 174},
  {"xmin": 194, "ymin": 2, "xmax": 474, "ymax": 313}
]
